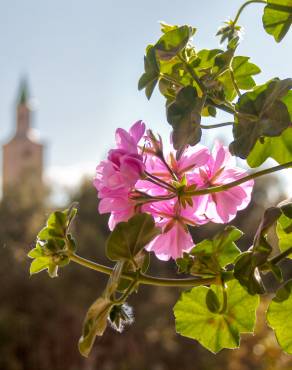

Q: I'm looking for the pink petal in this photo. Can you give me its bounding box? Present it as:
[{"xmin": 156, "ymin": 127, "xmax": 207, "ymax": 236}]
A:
[
  {"xmin": 129, "ymin": 120, "xmax": 146, "ymax": 143},
  {"xmin": 115, "ymin": 128, "xmax": 137, "ymax": 153},
  {"xmin": 177, "ymin": 145, "xmax": 210, "ymax": 173},
  {"xmin": 146, "ymin": 222, "xmax": 194, "ymax": 260}
]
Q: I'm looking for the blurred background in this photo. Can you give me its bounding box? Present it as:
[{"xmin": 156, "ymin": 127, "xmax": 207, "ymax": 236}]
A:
[{"xmin": 0, "ymin": 1, "xmax": 292, "ymax": 369}]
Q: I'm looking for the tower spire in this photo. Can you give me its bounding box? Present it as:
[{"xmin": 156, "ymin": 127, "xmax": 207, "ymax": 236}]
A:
[
  {"xmin": 18, "ymin": 78, "xmax": 29, "ymax": 105},
  {"xmin": 16, "ymin": 78, "xmax": 31, "ymax": 136}
]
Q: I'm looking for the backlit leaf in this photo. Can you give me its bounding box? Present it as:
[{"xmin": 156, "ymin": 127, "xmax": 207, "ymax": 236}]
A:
[
  {"xmin": 267, "ymin": 280, "xmax": 292, "ymax": 354},
  {"xmin": 263, "ymin": 0, "xmax": 292, "ymax": 42},
  {"xmin": 174, "ymin": 280, "xmax": 259, "ymax": 353}
]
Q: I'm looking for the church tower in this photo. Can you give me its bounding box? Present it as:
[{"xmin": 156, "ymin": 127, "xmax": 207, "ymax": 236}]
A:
[{"xmin": 2, "ymin": 80, "xmax": 44, "ymax": 199}]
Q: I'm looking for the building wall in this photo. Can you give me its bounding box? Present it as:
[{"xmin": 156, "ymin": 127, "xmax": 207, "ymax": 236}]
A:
[{"xmin": 2, "ymin": 135, "xmax": 44, "ymax": 198}]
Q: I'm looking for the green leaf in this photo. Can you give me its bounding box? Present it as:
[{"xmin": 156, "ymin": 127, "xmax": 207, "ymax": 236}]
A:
[
  {"xmin": 155, "ymin": 25, "xmax": 195, "ymax": 61},
  {"xmin": 230, "ymin": 78, "xmax": 292, "ymax": 160},
  {"xmin": 232, "ymin": 56, "xmax": 261, "ymax": 89},
  {"xmin": 263, "ymin": 0, "xmax": 292, "ymax": 42},
  {"xmin": 29, "ymin": 256, "xmax": 51, "ymax": 275},
  {"xmin": 219, "ymin": 56, "xmax": 261, "ymax": 101},
  {"xmin": 106, "ymin": 213, "xmax": 160, "ymax": 262},
  {"xmin": 38, "ymin": 211, "xmax": 66, "ymax": 239},
  {"xmin": 174, "ymin": 280, "xmax": 259, "ymax": 353},
  {"xmin": 138, "ymin": 46, "xmax": 160, "ymax": 100},
  {"xmin": 194, "ymin": 226, "xmax": 242, "ymax": 268},
  {"xmin": 247, "ymin": 90, "xmax": 292, "ymax": 166},
  {"xmin": 176, "ymin": 227, "xmax": 242, "ymax": 276},
  {"xmin": 276, "ymin": 213, "xmax": 292, "ymax": 256},
  {"xmin": 247, "ymin": 127, "xmax": 292, "ymax": 167},
  {"xmin": 27, "ymin": 243, "xmax": 44, "ymax": 258},
  {"xmin": 205, "ymin": 289, "xmax": 220, "ymax": 313},
  {"xmin": 176, "ymin": 252, "xmax": 194, "ymax": 274},
  {"xmin": 28, "ymin": 204, "xmax": 78, "ymax": 277},
  {"xmin": 234, "ymin": 207, "xmax": 282, "ymax": 294},
  {"xmin": 78, "ymin": 297, "xmax": 113, "ymax": 357},
  {"xmin": 267, "ymin": 280, "xmax": 292, "ymax": 354},
  {"xmin": 270, "ymin": 263, "xmax": 284, "ymax": 282},
  {"xmin": 216, "ymin": 20, "xmax": 242, "ymax": 44},
  {"xmin": 166, "ymin": 85, "xmax": 203, "ymax": 157},
  {"xmin": 234, "ymin": 252, "xmax": 265, "ymax": 295}
]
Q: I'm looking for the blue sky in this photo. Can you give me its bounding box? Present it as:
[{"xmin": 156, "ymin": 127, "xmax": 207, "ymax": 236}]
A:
[{"xmin": 0, "ymin": 0, "xmax": 291, "ymax": 193}]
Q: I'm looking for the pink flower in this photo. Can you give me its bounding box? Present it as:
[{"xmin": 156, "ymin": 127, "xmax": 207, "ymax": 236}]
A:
[
  {"xmin": 144, "ymin": 199, "xmax": 207, "ymax": 260},
  {"xmin": 191, "ymin": 142, "xmax": 254, "ymax": 224},
  {"xmin": 115, "ymin": 121, "xmax": 146, "ymax": 153},
  {"xmin": 144, "ymin": 142, "xmax": 209, "ymax": 182},
  {"xmin": 94, "ymin": 121, "xmax": 254, "ymax": 261},
  {"xmin": 93, "ymin": 121, "xmax": 146, "ymax": 228}
]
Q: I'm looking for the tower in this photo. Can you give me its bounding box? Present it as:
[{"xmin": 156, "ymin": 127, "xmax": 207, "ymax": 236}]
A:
[{"xmin": 2, "ymin": 80, "xmax": 44, "ymax": 199}]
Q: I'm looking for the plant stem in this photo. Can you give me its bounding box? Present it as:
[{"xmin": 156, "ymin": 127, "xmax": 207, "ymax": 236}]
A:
[
  {"xmin": 157, "ymin": 154, "xmax": 179, "ymax": 181},
  {"xmin": 160, "ymin": 73, "xmax": 184, "ymax": 87},
  {"xmin": 187, "ymin": 161, "xmax": 292, "ymax": 196},
  {"xmin": 206, "ymin": 99, "xmax": 236, "ymax": 115},
  {"xmin": 144, "ymin": 171, "xmax": 176, "ymax": 191},
  {"xmin": 230, "ymin": 69, "xmax": 242, "ymax": 97},
  {"xmin": 233, "ymin": 0, "xmax": 267, "ymax": 25},
  {"xmin": 269, "ymin": 246, "xmax": 292, "ymax": 265},
  {"xmin": 178, "ymin": 55, "xmax": 206, "ymax": 93},
  {"xmin": 200, "ymin": 122, "xmax": 234, "ymax": 129},
  {"xmin": 70, "ymin": 254, "xmax": 232, "ymax": 288},
  {"xmin": 219, "ymin": 282, "xmax": 228, "ymax": 314}
]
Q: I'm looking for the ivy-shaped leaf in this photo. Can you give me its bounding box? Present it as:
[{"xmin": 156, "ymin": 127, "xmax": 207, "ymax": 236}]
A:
[
  {"xmin": 247, "ymin": 126, "xmax": 292, "ymax": 167},
  {"xmin": 216, "ymin": 20, "xmax": 242, "ymax": 44},
  {"xmin": 218, "ymin": 56, "xmax": 261, "ymax": 101},
  {"xmin": 263, "ymin": 0, "xmax": 292, "ymax": 42},
  {"xmin": 155, "ymin": 25, "xmax": 195, "ymax": 61},
  {"xmin": 138, "ymin": 46, "xmax": 160, "ymax": 100},
  {"xmin": 166, "ymin": 85, "xmax": 203, "ymax": 158},
  {"xmin": 106, "ymin": 213, "xmax": 160, "ymax": 262},
  {"xmin": 230, "ymin": 78, "xmax": 292, "ymax": 160},
  {"xmin": 178, "ymin": 226, "xmax": 242, "ymax": 276},
  {"xmin": 28, "ymin": 204, "xmax": 77, "ymax": 277},
  {"xmin": 267, "ymin": 280, "xmax": 292, "ymax": 354},
  {"xmin": 247, "ymin": 90, "xmax": 292, "ymax": 166},
  {"xmin": 174, "ymin": 280, "xmax": 259, "ymax": 353},
  {"xmin": 234, "ymin": 207, "xmax": 282, "ymax": 294},
  {"xmin": 276, "ymin": 208, "xmax": 292, "ymax": 256}
]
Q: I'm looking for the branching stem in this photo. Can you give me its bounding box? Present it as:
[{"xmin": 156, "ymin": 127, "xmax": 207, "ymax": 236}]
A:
[
  {"xmin": 230, "ymin": 69, "xmax": 242, "ymax": 97},
  {"xmin": 178, "ymin": 55, "xmax": 206, "ymax": 93},
  {"xmin": 187, "ymin": 161, "xmax": 292, "ymax": 196},
  {"xmin": 70, "ymin": 254, "xmax": 232, "ymax": 288},
  {"xmin": 160, "ymin": 73, "xmax": 184, "ymax": 87}
]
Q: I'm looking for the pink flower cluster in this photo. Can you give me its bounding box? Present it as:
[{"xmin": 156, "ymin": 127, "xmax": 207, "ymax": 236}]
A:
[{"xmin": 94, "ymin": 121, "xmax": 254, "ymax": 261}]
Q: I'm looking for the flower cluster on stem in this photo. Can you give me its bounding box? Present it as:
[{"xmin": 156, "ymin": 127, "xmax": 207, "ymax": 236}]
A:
[{"xmin": 94, "ymin": 121, "xmax": 254, "ymax": 260}]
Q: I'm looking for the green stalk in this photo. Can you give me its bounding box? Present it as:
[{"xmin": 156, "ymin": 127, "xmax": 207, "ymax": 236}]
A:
[
  {"xmin": 200, "ymin": 122, "xmax": 234, "ymax": 129},
  {"xmin": 187, "ymin": 161, "xmax": 292, "ymax": 196},
  {"xmin": 269, "ymin": 246, "xmax": 292, "ymax": 265},
  {"xmin": 70, "ymin": 254, "xmax": 231, "ymax": 288},
  {"xmin": 230, "ymin": 69, "xmax": 242, "ymax": 97},
  {"xmin": 233, "ymin": 0, "xmax": 267, "ymax": 25},
  {"xmin": 159, "ymin": 73, "xmax": 184, "ymax": 87},
  {"xmin": 178, "ymin": 55, "xmax": 206, "ymax": 93}
]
